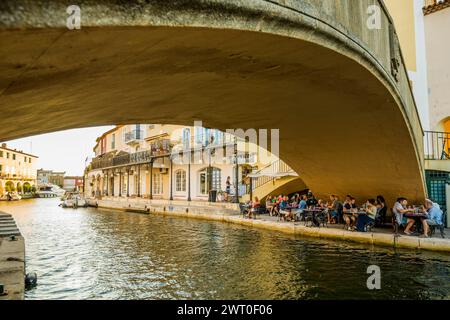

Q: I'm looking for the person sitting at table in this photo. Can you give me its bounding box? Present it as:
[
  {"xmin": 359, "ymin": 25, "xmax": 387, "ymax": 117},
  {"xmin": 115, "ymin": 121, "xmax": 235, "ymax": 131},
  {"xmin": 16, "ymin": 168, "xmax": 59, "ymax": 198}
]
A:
[
  {"xmin": 392, "ymin": 197, "xmax": 415, "ymax": 235},
  {"xmin": 343, "ymin": 196, "xmax": 357, "ymax": 231},
  {"xmin": 266, "ymin": 196, "xmax": 275, "ymax": 216},
  {"xmin": 247, "ymin": 196, "xmax": 260, "ymax": 219},
  {"xmin": 376, "ymin": 195, "xmax": 387, "ymax": 225},
  {"xmin": 306, "ymin": 191, "xmax": 318, "ymax": 208},
  {"xmin": 356, "ymin": 199, "xmax": 377, "ymax": 232},
  {"xmin": 272, "ymin": 195, "xmax": 283, "ymax": 216},
  {"xmin": 327, "ymin": 195, "xmax": 342, "ymax": 224},
  {"xmin": 292, "ymin": 195, "xmax": 307, "ymax": 221},
  {"xmin": 279, "ymin": 196, "xmax": 290, "ymax": 221},
  {"xmin": 317, "ymin": 199, "xmax": 325, "ymax": 208},
  {"xmin": 421, "ymin": 199, "xmax": 444, "ymax": 238}
]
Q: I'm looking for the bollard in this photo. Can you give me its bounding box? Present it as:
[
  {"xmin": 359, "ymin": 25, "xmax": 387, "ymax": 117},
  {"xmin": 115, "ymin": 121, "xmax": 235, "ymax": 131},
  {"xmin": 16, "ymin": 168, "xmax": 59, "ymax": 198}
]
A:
[{"xmin": 25, "ymin": 273, "xmax": 37, "ymax": 290}]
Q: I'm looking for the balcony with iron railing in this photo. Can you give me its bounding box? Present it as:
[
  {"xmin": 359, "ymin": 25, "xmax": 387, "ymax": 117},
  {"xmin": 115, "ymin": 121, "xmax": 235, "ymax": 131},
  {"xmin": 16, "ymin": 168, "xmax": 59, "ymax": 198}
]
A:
[
  {"xmin": 124, "ymin": 129, "xmax": 144, "ymax": 144},
  {"xmin": 424, "ymin": 131, "xmax": 450, "ymax": 160},
  {"xmin": 423, "ymin": 0, "xmax": 450, "ymax": 15},
  {"xmin": 90, "ymin": 139, "xmax": 172, "ymax": 170}
]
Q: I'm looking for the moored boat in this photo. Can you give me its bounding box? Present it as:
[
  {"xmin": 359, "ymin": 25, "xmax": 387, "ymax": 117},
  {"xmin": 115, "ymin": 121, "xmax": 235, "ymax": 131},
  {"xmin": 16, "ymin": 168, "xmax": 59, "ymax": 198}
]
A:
[
  {"xmin": 35, "ymin": 184, "xmax": 66, "ymax": 198},
  {"xmin": 0, "ymin": 192, "xmax": 22, "ymax": 201},
  {"xmin": 60, "ymin": 192, "xmax": 88, "ymax": 208}
]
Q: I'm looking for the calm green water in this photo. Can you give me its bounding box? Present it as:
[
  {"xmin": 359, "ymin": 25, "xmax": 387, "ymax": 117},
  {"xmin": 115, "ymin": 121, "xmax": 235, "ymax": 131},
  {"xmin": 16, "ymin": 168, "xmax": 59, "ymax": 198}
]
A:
[{"xmin": 1, "ymin": 198, "xmax": 449, "ymax": 300}]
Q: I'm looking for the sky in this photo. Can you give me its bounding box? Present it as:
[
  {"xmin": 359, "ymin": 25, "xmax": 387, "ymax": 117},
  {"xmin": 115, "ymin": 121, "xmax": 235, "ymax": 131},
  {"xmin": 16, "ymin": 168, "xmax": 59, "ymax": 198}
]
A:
[{"xmin": 4, "ymin": 126, "xmax": 114, "ymax": 176}]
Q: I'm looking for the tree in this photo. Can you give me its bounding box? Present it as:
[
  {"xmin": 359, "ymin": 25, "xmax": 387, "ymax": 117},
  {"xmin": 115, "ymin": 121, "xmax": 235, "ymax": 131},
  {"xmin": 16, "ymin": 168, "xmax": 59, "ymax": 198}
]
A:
[
  {"xmin": 23, "ymin": 183, "xmax": 31, "ymax": 193},
  {"xmin": 5, "ymin": 182, "xmax": 15, "ymax": 193}
]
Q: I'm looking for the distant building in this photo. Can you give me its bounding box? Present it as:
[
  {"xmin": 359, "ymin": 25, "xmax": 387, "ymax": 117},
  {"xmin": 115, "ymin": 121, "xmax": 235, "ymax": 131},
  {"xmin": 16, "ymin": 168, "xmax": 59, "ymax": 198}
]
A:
[
  {"xmin": 0, "ymin": 143, "xmax": 38, "ymax": 196},
  {"xmin": 63, "ymin": 176, "xmax": 84, "ymax": 192},
  {"xmin": 36, "ymin": 169, "xmax": 51, "ymax": 185},
  {"xmin": 37, "ymin": 169, "xmax": 65, "ymax": 187}
]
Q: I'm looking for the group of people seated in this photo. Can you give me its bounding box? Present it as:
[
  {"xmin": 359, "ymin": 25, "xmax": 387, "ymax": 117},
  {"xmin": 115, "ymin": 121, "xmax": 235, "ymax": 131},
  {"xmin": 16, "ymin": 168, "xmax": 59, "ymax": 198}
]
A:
[
  {"xmin": 393, "ymin": 197, "xmax": 444, "ymax": 238},
  {"xmin": 262, "ymin": 192, "xmax": 385, "ymax": 231},
  {"xmin": 243, "ymin": 190, "xmax": 444, "ymax": 237},
  {"xmin": 335, "ymin": 195, "xmax": 387, "ymax": 232},
  {"xmin": 265, "ymin": 191, "xmax": 314, "ymax": 222}
]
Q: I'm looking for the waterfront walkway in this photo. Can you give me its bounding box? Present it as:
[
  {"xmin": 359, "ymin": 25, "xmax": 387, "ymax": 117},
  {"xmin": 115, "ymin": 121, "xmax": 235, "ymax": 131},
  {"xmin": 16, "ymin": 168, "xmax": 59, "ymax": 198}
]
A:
[
  {"xmin": 0, "ymin": 212, "xmax": 25, "ymax": 300},
  {"xmin": 92, "ymin": 198, "xmax": 450, "ymax": 253}
]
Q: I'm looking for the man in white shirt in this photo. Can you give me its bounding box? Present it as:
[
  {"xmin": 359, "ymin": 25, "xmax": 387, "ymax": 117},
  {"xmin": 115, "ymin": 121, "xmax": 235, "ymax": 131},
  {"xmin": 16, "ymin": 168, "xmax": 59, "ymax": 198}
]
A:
[{"xmin": 392, "ymin": 197, "xmax": 415, "ymax": 235}]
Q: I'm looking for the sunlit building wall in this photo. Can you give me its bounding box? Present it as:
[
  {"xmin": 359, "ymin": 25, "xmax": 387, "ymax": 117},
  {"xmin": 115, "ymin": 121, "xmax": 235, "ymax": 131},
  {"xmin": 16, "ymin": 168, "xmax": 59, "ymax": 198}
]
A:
[{"xmin": 385, "ymin": 0, "xmax": 431, "ymax": 130}]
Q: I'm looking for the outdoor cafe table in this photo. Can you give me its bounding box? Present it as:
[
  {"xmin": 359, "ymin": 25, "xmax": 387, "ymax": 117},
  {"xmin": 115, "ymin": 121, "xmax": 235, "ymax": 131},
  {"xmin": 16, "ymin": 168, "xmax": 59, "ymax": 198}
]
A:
[
  {"xmin": 302, "ymin": 208, "xmax": 325, "ymax": 226},
  {"xmin": 279, "ymin": 205, "xmax": 297, "ymax": 220},
  {"xmin": 404, "ymin": 212, "xmax": 427, "ymax": 222},
  {"xmin": 404, "ymin": 212, "xmax": 427, "ymax": 233},
  {"xmin": 350, "ymin": 211, "xmax": 367, "ymax": 216}
]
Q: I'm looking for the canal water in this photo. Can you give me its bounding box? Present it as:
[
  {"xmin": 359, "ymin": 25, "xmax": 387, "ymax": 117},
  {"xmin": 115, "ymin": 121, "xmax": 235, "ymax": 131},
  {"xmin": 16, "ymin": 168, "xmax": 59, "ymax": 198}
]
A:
[{"xmin": 1, "ymin": 198, "xmax": 449, "ymax": 300}]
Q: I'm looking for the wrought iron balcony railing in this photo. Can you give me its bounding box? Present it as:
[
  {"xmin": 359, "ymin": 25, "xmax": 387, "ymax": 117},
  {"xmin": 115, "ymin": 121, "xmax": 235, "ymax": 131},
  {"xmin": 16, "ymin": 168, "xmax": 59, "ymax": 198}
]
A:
[
  {"xmin": 423, "ymin": 0, "xmax": 450, "ymax": 14},
  {"xmin": 90, "ymin": 139, "xmax": 173, "ymax": 170},
  {"xmin": 424, "ymin": 131, "xmax": 450, "ymax": 160},
  {"xmin": 124, "ymin": 129, "xmax": 144, "ymax": 143}
]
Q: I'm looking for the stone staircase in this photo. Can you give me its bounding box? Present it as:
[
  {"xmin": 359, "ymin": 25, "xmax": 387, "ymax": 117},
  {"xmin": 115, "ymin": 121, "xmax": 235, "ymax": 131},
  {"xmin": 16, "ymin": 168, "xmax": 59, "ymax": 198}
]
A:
[{"xmin": 0, "ymin": 213, "xmax": 21, "ymax": 237}]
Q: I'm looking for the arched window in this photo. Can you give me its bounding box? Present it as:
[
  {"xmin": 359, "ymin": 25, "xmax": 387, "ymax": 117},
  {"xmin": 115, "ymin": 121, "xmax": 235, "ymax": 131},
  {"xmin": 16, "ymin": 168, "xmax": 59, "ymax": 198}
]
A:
[{"xmin": 175, "ymin": 170, "xmax": 187, "ymax": 192}]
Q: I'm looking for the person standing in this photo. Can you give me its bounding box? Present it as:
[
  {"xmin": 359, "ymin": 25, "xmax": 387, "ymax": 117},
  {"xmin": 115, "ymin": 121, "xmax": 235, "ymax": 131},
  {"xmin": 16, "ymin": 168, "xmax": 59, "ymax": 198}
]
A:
[
  {"xmin": 306, "ymin": 190, "xmax": 318, "ymax": 208},
  {"xmin": 225, "ymin": 176, "xmax": 231, "ymax": 201}
]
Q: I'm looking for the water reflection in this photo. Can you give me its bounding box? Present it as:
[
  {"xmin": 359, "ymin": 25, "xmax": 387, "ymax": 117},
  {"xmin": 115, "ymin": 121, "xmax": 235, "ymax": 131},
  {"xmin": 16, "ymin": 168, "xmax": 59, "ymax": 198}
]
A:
[{"xmin": 0, "ymin": 198, "xmax": 449, "ymax": 300}]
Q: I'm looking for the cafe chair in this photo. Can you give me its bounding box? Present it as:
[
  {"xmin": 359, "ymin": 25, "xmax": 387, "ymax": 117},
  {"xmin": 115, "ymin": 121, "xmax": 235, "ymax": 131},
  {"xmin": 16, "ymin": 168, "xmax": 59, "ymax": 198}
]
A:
[
  {"xmin": 317, "ymin": 209, "xmax": 328, "ymax": 228},
  {"xmin": 365, "ymin": 220, "xmax": 375, "ymax": 232},
  {"xmin": 391, "ymin": 208, "xmax": 400, "ymax": 235},
  {"xmin": 304, "ymin": 212, "xmax": 314, "ymax": 227},
  {"xmin": 239, "ymin": 203, "xmax": 249, "ymax": 218},
  {"xmin": 375, "ymin": 206, "xmax": 387, "ymax": 227},
  {"xmin": 430, "ymin": 223, "xmax": 446, "ymax": 239}
]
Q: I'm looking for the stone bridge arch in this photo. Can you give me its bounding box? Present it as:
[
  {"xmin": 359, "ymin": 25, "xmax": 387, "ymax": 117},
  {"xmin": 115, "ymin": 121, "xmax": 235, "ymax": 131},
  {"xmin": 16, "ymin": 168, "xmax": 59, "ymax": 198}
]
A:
[{"xmin": 0, "ymin": 0, "xmax": 426, "ymax": 204}]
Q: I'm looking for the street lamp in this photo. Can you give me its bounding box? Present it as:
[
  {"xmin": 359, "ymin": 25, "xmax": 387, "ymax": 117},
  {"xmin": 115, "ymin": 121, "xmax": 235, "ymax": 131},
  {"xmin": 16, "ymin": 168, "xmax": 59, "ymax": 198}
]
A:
[
  {"xmin": 234, "ymin": 136, "xmax": 239, "ymax": 204},
  {"xmin": 207, "ymin": 135, "xmax": 216, "ymax": 202}
]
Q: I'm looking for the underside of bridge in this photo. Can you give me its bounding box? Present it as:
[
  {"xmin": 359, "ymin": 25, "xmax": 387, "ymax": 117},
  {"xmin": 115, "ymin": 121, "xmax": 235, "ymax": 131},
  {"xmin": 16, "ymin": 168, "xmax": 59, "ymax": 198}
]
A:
[{"xmin": 0, "ymin": 0, "xmax": 426, "ymax": 205}]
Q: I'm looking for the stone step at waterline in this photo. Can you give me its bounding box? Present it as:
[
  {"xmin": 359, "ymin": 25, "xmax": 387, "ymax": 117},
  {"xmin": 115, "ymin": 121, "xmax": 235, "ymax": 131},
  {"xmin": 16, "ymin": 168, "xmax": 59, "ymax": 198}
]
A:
[
  {"xmin": 0, "ymin": 230, "xmax": 21, "ymax": 237},
  {"xmin": 0, "ymin": 226, "xmax": 20, "ymax": 231},
  {"xmin": 0, "ymin": 223, "xmax": 18, "ymax": 229},
  {"xmin": 0, "ymin": 217, "xmax": 14, "ymax": 221},
  {"xmin": 0, "ymin": 219, "xmax": 15, "ymax": 224},
  {"xmin": 0, "ymin": 219, "xmax": 16, "ymax": 224}
]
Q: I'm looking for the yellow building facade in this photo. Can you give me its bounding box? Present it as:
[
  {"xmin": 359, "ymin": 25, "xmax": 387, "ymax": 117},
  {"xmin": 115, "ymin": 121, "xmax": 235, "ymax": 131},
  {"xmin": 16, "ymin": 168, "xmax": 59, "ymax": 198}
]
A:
[{"xmin": 0, "ymin": 143, "xmax": 38, "ymax": 196}]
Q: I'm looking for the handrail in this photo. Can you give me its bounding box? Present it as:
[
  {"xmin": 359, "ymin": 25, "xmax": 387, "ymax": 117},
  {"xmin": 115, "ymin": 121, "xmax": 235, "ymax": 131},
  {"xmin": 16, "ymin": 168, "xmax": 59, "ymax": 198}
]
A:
[
  {"xmin": 249, "ymin": 159, "xmax": 296, "ymax": 191},
  {"xmin": 424, "ymin": 131, "xmax": 450, "ymax": 160}
]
